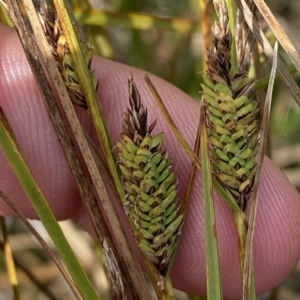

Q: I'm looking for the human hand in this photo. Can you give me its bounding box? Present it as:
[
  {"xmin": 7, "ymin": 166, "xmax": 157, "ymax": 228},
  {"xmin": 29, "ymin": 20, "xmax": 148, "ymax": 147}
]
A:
[{"xmin": 1, "ymin": 25, "xmax": 300, "ymax": 299}]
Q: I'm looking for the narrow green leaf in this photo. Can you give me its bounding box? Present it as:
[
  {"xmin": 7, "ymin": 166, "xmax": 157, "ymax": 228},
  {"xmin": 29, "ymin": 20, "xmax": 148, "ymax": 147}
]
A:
[
  {"xmin": 52, "ymin": 0, "xmax": 124, "ymax": 203},
  {"xmin": 242, "ymin": 42, "xmax": 278, "ymax": 300},
  {"xmin": 199, "ymin": 100, "xmax": 222, "ymax": 300}
]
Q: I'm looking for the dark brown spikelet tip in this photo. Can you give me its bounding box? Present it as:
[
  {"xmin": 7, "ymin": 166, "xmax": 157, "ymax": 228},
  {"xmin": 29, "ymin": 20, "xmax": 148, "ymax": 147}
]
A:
[
  {"xmin": 201, "ymin": 4, "xmax": 259, "ymax": 211},
  {"xmin": 37, "ymin": 2, "xmax": 98, "ymax": 109},
  {"xmin": 117, "ymin": 74, "xmax": 184, "ymax": 286},
  {"xmin": 121, "ymin": 74, "xmax": 156, "ymax": 144}
]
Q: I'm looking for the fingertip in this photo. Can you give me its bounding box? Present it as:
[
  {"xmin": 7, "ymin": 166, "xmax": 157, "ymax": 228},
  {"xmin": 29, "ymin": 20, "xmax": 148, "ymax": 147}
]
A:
[
  {"xmin": 252, "ymin": 157, "xmax": 300, "ymax": 294},
  {"xmin": 0, "ymin": 26, "xmax": 81, "ymax": 218},
  {"xmin": 1, "ymin": 25, "xmax": 300, "ymax": 299},
  {"xmin": 170, "ymin": 157, "xmax": 300, "ymax": 299}
]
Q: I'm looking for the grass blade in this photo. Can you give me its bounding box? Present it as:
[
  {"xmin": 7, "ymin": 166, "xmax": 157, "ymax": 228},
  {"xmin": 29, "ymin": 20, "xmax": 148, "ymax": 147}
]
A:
[
  {"xmin": 6, "ymin": 0, "xmax": 151, "ymax": 297},
  {"xmin": 234, "ymin": 0, "xmax": 300, "ymax": 106},
  {"xmin": 200, "ymin": 100, "xmax": 222, "ymax": 300},
  {"xmin": 253, "ymin": 0, "xmax": 300, "ymax": 75},
  {"xmin": 242, "ymin": 42, "xmax": 278, "ymax": 300},
  {"xmin": 52, "ymin": 0, "xmax": 124, "ymax": 203}
]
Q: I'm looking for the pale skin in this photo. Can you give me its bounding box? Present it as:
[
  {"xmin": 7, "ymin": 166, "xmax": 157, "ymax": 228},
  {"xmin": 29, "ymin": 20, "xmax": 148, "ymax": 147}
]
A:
[{"xmin": 1, "ymin": 25, "xmax": 300, "ymax": 299}]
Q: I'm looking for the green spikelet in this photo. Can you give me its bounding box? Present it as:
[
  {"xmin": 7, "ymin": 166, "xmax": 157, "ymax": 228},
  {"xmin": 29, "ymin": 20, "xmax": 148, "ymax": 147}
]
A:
[
  {"xmin": 117, "ymin": 75, "xmax": 184, "ymax": 280},
  {"xmin": 201, "ymin": 19, "xmax": 259, "ymax": 211},
  {"xmin": 38, "ymin": 2, "xmax": 98, "ymax": 109}
]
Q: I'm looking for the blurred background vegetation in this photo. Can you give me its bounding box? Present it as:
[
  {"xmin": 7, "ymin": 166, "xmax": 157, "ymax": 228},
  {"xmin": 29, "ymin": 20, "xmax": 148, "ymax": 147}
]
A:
[{"xmin": 1, "ymin": 0, "xmax": 300, "ymax": 299}]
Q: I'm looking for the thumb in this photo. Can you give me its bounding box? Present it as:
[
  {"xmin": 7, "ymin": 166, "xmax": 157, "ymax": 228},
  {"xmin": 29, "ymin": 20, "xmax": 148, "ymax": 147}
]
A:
[{"xmin": 1, "ymin": 25, "xmax": 300, "ymax": 299}]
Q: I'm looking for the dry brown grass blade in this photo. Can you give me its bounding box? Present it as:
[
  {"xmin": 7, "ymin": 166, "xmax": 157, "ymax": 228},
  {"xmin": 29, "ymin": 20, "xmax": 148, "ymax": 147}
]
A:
[
  {"xmin": 253, "ymin": 0, "xmax": 300, "ymax": 75},
  {"xmin": 242, "ymin": 42, "xmax": 278, "ymax": 300},
  {"xmin": 234, "ymin": 0, "xmax": 300, "ymax": 107},
  {"xmin": 6, "ymin": 0, "xmax": 151, "ymax": 298},
  {"xmin": 0, "ymin": 190, "xmax": 80, "ymax": 300},
  {"xmin": 236, "ymin": 0, "xmax": 256, "ymax": 73}
]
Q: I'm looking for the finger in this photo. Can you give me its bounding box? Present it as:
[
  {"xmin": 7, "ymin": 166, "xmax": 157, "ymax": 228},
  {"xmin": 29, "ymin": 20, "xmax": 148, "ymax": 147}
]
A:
[{"xmin": 1, "ymin": 25, "xmax": 300, "ymax": 299}]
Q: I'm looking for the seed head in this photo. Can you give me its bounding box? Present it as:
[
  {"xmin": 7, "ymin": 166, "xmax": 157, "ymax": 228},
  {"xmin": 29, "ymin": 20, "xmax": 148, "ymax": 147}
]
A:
[
  {"xmin": 117, "ymin": 75, "xmax": 184, "ymax": 278},
  {"xmin": 37, "ymin": 2, "xmax": 98, "ymax": 109},
  {"xmin": 202, "ymin": 5, "xmax": 259, "ymax": 211}
]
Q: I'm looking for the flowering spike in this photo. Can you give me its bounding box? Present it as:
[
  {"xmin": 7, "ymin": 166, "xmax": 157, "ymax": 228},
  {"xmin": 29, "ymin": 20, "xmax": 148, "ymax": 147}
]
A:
[
  {"xmin": 117, "ymin": 75, "xmax": 184, "ymax": 282},
  {"xmin": 202, "ymin": 4, "xmax": 259, "ymax": 211}
]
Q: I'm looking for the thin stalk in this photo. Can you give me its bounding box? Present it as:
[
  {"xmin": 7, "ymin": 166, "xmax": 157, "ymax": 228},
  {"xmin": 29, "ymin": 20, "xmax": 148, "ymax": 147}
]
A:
[
  {"xmin": 243, "ymin": 42, "xmax": 278, "ymax": 300},
  {"xmin": 254, "ymin": 63, "xmax": 295, "ymax": 91},
  {"xmin": 200, "ymin": 100, "xmax": 222, "ymax": 300},
  {"xmin": 52, "ymin": 0, "xmax": 124, "ymax": 203}
]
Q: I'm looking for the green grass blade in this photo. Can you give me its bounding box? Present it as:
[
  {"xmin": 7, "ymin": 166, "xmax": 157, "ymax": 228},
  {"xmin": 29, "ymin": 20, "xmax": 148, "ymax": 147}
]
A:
[
  {"xmin": 0, "ymin": 109, "xmax": 99, "ymax": 300},
  {"xmin": 199, "ymin": 101, "xmax": 222, "ymax": 300},
  {"xmin": 243, "ymin": 42, "xmax": 278, "ymax": 300},
  {"xmin": 52, "ymin": 0, "xmax": 124, "ymax": 203}
]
